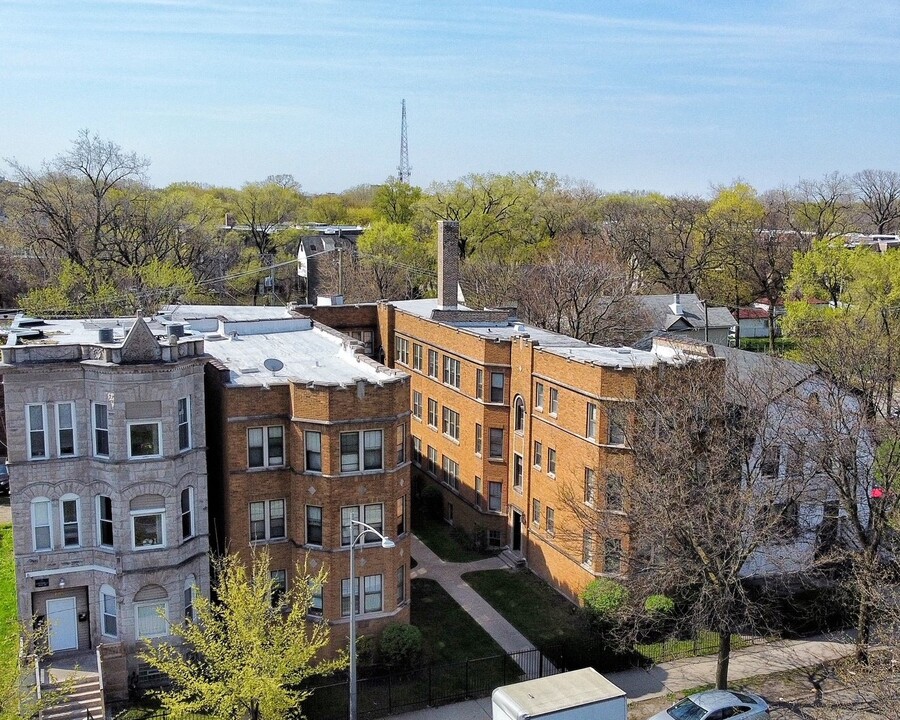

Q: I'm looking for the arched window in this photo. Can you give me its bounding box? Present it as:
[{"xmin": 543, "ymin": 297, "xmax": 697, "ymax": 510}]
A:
[
  {"xmin": 514, "ymin": 396, "xmax": 526, "ymax": 434},
  {"xmin": 31, "ymin": 497, "xmax": 53, "ymax": 551},
  {"xmin": 99, "ymin": 584, "xmax": 118, "ymax": 637}
]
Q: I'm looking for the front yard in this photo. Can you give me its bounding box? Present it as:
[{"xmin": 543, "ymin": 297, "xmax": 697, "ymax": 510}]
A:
[{"xmin": 0, "ymin": 522, "xmax": 18, "ymax": 676}]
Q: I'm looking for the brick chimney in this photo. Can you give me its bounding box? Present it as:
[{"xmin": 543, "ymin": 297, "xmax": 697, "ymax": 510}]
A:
[{"xmin": 437, "ymin": 221, "xmax": 460, "ymax": 309}]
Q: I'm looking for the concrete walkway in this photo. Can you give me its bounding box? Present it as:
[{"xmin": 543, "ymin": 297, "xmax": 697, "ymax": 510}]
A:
[
  {"xmin": 406, "ymin": 535, "xmax": 856, "ymax": 719},
  {"xmin": 410, "ymin": 535, "xmax": 548, "ymax": 674},
  {"xmin": 390, "ymin": 631, "xmax": 857, "ymax": 720}
]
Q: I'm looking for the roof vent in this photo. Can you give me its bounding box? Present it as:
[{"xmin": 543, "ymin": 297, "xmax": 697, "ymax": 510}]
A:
[
  {"xmin": 98, "ymin": 328, "xmax": 115, "ymax": 343},
  {"xmin": 168, "ymin": 323, "xmax": 185, "ymax": 338}
]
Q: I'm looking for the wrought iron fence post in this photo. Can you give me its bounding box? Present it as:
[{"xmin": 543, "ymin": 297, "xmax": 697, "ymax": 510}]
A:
[
  {"xmin": 387, "ymin": 671, "xmax": 392, "ymax": 715},
  {"xmin": 428, "ymin": 663, "xmax": 432, "ymax": 706},
  {"xmin": 465, "ymin": 659, "xmax": 470, "ymax": 697},
  {"xmin": 539, "ymin": 649, "xmax": 544, "ymax": 678}
]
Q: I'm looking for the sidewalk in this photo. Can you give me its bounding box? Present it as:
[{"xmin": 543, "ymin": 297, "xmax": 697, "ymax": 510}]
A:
[
  {"xmin": 389, "ymin": 632, "xmax": 856, "ymax": 720},
  {"xmin": 404, "ymin": 535, "xmax": 856, "ymax": 719},
  {"xmin": 409, "ymin": 535, "xmax": 555, "ymax": 675}
]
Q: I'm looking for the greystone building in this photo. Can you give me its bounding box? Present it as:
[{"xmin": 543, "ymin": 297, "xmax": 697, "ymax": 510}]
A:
[{"xmin": 0, "ymin": 314, "xmax": 210, "ymax": 689}]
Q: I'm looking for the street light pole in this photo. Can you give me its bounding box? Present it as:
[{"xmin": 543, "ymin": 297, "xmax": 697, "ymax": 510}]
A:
[{"xmin": 349, "ymin": 519, "xmax": 395, "ymax": 720}]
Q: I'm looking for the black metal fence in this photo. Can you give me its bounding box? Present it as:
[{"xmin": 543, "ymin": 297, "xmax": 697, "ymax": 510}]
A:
[{"xmin": 303, "ymin": 647, "xmax": 558, "ymax": 720}]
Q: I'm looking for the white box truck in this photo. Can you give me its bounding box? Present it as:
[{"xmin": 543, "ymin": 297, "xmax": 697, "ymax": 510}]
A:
[{"xmin": 492, "ymin": 667, "xmax": 627, "ymax": 720}]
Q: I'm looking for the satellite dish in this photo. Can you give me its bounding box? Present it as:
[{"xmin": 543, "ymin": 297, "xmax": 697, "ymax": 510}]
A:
[{"xmin": 263, "ymin": 358, "xmax": 284, "ymax": 372}]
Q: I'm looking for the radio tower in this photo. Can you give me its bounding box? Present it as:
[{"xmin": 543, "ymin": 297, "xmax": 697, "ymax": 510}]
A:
[{"xmin": 398, "ymin": 99, "xmax": 411, "ymax": 183}]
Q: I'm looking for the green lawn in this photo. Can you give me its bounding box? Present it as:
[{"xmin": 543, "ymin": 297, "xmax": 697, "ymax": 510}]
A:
[
  {"xmin": 412, "ymin": 518, "xmax": 493, "ymax": 564},
  {"xmin": 462, "ymin": 569, "xmax": 580, "ymax": 650},
  {"xmin": 411, "ymin": 578, "xmax": 508, "ymax": 663},
  {"xmin": 0, "ymin": 524, "xmax": 18, "ymax": 669},
  {"xmin": 462, "ymin": 569, "xmax": 634, "ymax": 672}
]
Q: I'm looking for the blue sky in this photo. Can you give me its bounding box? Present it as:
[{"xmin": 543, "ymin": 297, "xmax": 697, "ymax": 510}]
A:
[{"xmin": 2, "ymin": 1, "xmax": 899, "ymax": 195}]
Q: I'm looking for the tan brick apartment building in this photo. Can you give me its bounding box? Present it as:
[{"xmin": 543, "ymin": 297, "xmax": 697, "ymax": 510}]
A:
[
  {"xmin": 166, "ymin": 307, "xmax": 412, "ymax": 651},
  {"xmin": 304, "ymin": 222, "xmax": 668, "ymax": 604}
]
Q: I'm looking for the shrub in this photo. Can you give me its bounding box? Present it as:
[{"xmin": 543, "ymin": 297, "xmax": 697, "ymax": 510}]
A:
[
  {"xmin": 644, "ymin": 594, "xmax": 676, "ymax": 616},
  {"xmin": 581, "ymin": 578, "xmax": 628, "ymax": 618},
  {"xmin": 379, "ymin": 623, "xmax": 423, "ymax": 668}
]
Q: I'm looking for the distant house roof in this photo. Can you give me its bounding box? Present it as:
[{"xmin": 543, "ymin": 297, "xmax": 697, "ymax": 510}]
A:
[
  {"xmin": 633, "ymin": 293, "xmax": 736, "ymax": 332},
  {"xmin": 738, "ymin": 307, "xmax": 770, "ymax": 320},
  {"xmin": 637, "ymin": 332, "xmax": 816, "ymax": 404}
]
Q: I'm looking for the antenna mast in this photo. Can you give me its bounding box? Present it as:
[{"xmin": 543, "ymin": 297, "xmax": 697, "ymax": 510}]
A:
[{"xmin": 398, "ymin": 99, "xmax": 411, "ymax": 183}]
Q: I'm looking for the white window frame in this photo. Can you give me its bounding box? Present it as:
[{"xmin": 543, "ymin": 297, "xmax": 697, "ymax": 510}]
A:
[
  {"xmin": 442, "ymin": 407, "xmax": 460, "ymax": 441},
  {"xmin": 427, "ymin": 349, "xmax": 439, "ymax": 378},
  {"xmin": 127, "ymin": 420, "xmax": 162, "ymax": 459},
  {"xmin": 442, "ymin": 456, "xmax": 460, "ymax": 491},
  {"xmin": 92, "ymin": 402, "xmax": 109, "ymax": 458},
  {"xmin": 412, "ymin": 391, "xmax": 423, "ymax": 420},
  {"xmin": 341, "ymin": 577, "xmax": 360, "ymax": 617},
  {"xmin": 177, "ymin": 397, "xmax": 192, "ymax": 452},
  {"xmin": 532, "ymin": 498, "xmax": 541, "ymax": 527},
  {"xmin": 60, "ymin": 494, "xmax": 81, "ymax": 548},
  {"xmin": 341, "ymin": 503, "xmax": 383, "ymax": 546},
  {"xmin": 476, "ymin": 369, "xmax": 484, "ymax": 400},
  {"xmin": 607, "ymin": 407, "xmax": 627, "ymax": 446},
  {"xmin": 427, "ymin": 399, "xmax": 438, "ymax": 428},
  {"xmin": 131, "ymin": 508, "xmax": 166, "ymax": 550},
  {"xmin": 97, "ymin": 495, "xmax": 114, "ymax": 548},
  {"xmin": 305, "ymin": 430, "xmax": 322, "ymax": 472},
  {"xmin": 364, "ymin": 574, "xmax": 383, "ymax": 613},
  {"xmin": 396, "ymin": 424, "xmax": 406, "ymax": 465},
  {"xmin": 339, "ymin": 430, "xmax": 384, "ymax": 473},
  {"xmin": 549, "ymin": 387, "xmax": 559, "ymax": 415},
  {"xmin": 514, "ymin": 396, "xmax": 525, "ymax": 434},
  {"xmin": 584, "ymin": 467, "xmax": 596, "ymax": 505},
  {"xmin": 412, "ymin": 343, "xmax": 423, "ymax": 371},
  {"xmin": 26, "ymin": 404, "xmax": 48, "ymax": 460},
  {"xmin": 100, "ymin": 585, "xmax": 118, "ymax": 638},
  {"xmin": 248, "ymin": 426, "xmax": 285, "ymax": 468},
  {"xmin": 546, "ymin": 507, "xmax": 555, "ymax": 534},
  {"xmin": 395, "ymin": 336, "xmax": 409, "ymax": 365},
  {"xmin": 513, "ymin": 454, "xmax": 524, "ymax": 489},
  {"xmin": 249, "ymin": 499, "xmax": 286, "ymax": 542},
  {"xmin": 475, "ymin": 423, "xmax": 482, "ymax": 456},
  {"xmin": 586, "ymin": 403, "xmax": 598, "ymax": 440},
  {"xmin": 56, "ymin": 402, "xmax": 77, "ymax": 457},
  {"xmin": 535, "ymin": 382, "xmax": 544, "ymax": 410},
  {"xmin": 534, "ymin": 441, "xmax": 543, "ymax": 469},
  {"xmin": 31, "ymin": 497, "xmax": 53, "ymax": 551},
  {"xmin": 310, "ymin": 579, "xmax": 324, "ymax": 616},
  {"xmin": 181, "ymin": 487, "xmax": 194, "ymax": 540},
  {"xmin": 547, "ymin": 448, "xmax": 557, "ymax": 477},
  {"xmin": 135, "ymin": 600, "xmax": 169, "ymax": 639},
  {"xmin": 443, "ymin": 356, "xmax": 461, "ymax": 388}
]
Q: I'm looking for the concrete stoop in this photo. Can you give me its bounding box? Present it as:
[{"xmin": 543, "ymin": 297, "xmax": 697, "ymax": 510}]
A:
[
  {"xmin": 40, "ymin": 678, "xmax": 105, "ymax": 720},
  {"xmin": 499, "ymin": 548, "xmax": 526, "ymax": 569}
]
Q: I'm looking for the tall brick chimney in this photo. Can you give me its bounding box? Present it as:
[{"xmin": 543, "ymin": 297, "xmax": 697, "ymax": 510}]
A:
[{"xmin": 437, "ymin": 221, "xmax": 460, "ymax": 309}]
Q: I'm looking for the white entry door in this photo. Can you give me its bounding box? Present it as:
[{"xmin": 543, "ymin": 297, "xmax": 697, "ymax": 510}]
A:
[{"xmin": 46, "ymin": 597, "xmax": 78, "ymax": 652}]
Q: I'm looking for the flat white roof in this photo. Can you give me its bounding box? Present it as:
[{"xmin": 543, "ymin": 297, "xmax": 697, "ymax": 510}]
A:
[
  {"xmin": 163, "ymin": 306, "xmax": 404, "ymax": 388},
  {"xmin": 392, "ymin": 299, "xmax": 662, "ymax": 369},
  {"xmin": 492, "ymin": 668, "xmax": 625, "ymax": 718}
]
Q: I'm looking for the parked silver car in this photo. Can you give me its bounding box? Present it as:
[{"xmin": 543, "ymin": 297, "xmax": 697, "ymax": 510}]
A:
[{"xmin": 649, "ymin": 690, "xmax": 770, "ymax": 720}]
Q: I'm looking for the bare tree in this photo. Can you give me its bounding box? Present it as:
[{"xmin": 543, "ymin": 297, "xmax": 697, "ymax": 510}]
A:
[
  {"xmin": 852, "ymin": 169, "xmax": 900, "ymax": 235},
  {"xmin": 602, "ymin": 194, "xmax": 721, "ymax": 294},
  {"xmin": 516, "ymin": 235, "xmax": 651, "ymax": 345},
  {"xmin": 778, "ymin": 172, "xmax": 854, "ymax": 244},
  {"xmin": 560, "ymin": 346, "xmax": 819, "ymax": 689}
]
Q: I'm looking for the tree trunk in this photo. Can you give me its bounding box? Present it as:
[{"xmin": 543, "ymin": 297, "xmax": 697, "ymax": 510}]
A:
[
  {"xmin": 767, "ymin": 306, "xmax": 777, "ymax": 354},
  {"xmin": 856, "ymin": 593, "xmax": 872, "ymax": 665},
  {"xmin": 715, "ymin": 630, "xmax": 731, "ymax": 690}
]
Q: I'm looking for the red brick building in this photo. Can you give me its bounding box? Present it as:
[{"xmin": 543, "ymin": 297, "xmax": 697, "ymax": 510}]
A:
[{"xmin": 168, "ymin": 308, "xmax": 412, "ymax": 651}]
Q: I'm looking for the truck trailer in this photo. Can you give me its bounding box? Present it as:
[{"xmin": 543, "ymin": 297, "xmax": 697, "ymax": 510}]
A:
[{"xmin": 491, "ymin": 667, "xmax": 627, "ymax": 720}]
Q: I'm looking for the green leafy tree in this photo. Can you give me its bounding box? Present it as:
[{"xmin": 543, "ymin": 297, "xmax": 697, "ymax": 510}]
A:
[
  {"xmin": 354, "ymin": 220, "xmax": 434, "ymax": 299},
  {"xmin": 140, "ymin": 550, "xmax": 345, "ymax": 720},
  {"xmin": 373, "ymin": 178, "xmax": 422, "ymax": 225}
]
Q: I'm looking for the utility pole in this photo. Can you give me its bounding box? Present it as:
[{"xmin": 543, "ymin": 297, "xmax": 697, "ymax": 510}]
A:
[{"xmin": 398, "ymin": 99, "xmax": 411, "ymax": 183}]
